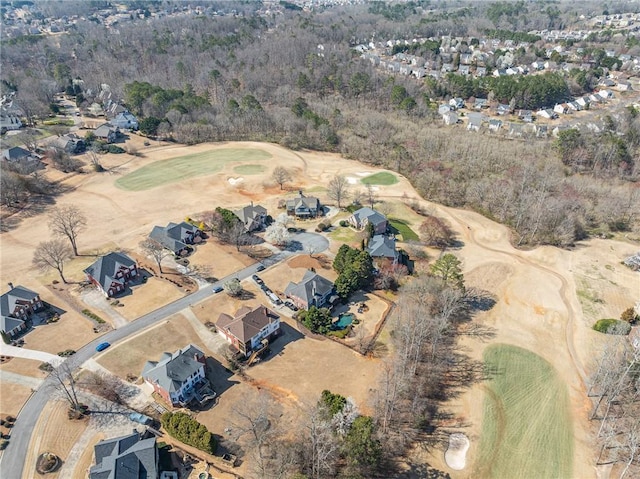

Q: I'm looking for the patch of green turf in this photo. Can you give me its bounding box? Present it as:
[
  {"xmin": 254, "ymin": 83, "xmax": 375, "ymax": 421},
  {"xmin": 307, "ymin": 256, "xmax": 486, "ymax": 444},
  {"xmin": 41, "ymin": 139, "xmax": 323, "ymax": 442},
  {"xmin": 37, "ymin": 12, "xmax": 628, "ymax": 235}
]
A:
[
  {"xmin": 115, "ymin": 148, "xmax": 272, "ymax": 191},
  {"xmin": 593, "ymin": 318, "xmax": 631, "ymax": 334},
  {"xmin": 360, "ymin": 172, "xmax": 398, "ymax": 186},
  {"xmin": 477, "ymin": 344, "xmax": 573, "ymax": 479},
  {"xmin": 388, "ymin": 218, "xmax": 419, "ymax": 241},
  {"xmin": 233, "ymin": 164, "xmax": 267, "ymax": 175},
  {"xmin": 328, "ymin": 227, "xmax": 361, "ymax": 245}
]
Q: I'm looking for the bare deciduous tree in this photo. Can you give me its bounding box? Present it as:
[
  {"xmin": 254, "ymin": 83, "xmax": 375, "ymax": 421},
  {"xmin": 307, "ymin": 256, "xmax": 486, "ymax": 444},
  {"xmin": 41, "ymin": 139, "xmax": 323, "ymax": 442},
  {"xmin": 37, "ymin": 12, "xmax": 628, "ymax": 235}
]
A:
[
  {"xmin": 327, "ymin": 175, "xmax": 350, "ymax": 209},
  {"xmin": 51, "ymin": 362, "xmax": 82, "ymax": 413},
  {"xmin": 272, "ymin": 166, "xmax": 292, "ymax": 190},
  {"xmin": 139, "ymin": 238, "xmax": 171, "ymax": 274},
  {"xmin": 48, "ymin": 205, "xmax": 87, "ymax": 256},
  {"xmin": 33, "ymin": 239, "xmax": 73, "ymax": 283},
  {"xmin": 365, "ymin": 183, "xmax": 378, "ymax": 208}
]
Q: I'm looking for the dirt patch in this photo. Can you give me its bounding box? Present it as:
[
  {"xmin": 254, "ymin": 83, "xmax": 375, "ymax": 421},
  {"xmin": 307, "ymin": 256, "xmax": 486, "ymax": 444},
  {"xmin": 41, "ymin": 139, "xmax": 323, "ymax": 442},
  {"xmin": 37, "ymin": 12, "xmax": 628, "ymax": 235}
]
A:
[
  {"xmin": 97, "ymin": 313, "xmax": 209, "ymax": 380},
  {"xmin": 287, "ymin": 254, "xmax": 333, "ymax": 271}
]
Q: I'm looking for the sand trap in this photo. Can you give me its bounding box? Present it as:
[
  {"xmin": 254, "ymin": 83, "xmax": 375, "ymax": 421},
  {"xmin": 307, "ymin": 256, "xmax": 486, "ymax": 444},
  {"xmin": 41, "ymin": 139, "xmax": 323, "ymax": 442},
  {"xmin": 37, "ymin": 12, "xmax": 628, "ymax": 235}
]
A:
[
  {"xmin": 445, "ymin": 433, "xmax": 470, "ymax": 470},
  {"xmin": 355, "ymin": 171, "xmax": 373, "ymax": 176},
  {"xmin": 227, "ymin": 177, "xmax": 244, "ymax": 185},
  {"xmin": 346, "ymin": 177, "xmax": 358, "ymax": 184}
]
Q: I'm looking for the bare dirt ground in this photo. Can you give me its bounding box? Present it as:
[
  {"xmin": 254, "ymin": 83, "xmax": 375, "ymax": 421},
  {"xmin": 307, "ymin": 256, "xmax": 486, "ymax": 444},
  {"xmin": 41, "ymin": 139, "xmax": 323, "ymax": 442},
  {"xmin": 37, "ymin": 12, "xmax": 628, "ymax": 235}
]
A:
[{"xmin": 1, "ymin": 141, "xmax": 638, "ymax": 478}]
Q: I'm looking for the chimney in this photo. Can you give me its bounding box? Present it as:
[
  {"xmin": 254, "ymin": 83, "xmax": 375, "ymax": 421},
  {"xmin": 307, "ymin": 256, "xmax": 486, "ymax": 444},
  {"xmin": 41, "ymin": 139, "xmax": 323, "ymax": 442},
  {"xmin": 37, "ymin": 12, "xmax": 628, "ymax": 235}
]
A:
[
  {"xmin": 8, "ymin": 282, "xmax": 14, "ymax": 290},
  {"xmin": 299, "ymin": 190, "xmax": 304, "ymax": 197}
]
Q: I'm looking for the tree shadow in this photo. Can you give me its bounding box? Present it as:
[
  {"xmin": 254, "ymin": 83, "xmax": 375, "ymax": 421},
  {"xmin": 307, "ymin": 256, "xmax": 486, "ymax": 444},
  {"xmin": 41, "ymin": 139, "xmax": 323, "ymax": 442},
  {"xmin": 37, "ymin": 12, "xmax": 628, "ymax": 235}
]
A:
[
  {"xmin": 285, "ymin": 240, "xmax": 303, "ymax": 252},
  {"xmin": 465, "ymin": 287, "xmax": 497, "ymax": 312},
  {"xmin": 0, "ymin": 194, "xmax": 58, "ymax": 233}
]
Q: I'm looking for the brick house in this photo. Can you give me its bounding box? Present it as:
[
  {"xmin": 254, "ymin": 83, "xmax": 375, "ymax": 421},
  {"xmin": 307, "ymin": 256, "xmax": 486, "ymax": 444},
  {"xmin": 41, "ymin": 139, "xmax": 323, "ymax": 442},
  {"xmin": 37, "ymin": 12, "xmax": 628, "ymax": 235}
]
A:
[
  {"xmin": 0, "ymin": 285, "xmax": 44, "ymax": 339},
  {"xmin": 84, "ymin": 252, "xmax": 138, "ymax": 298},
  {"xmin": 217, "ymin": 305, "xmax": 280, "ymax": 357}
]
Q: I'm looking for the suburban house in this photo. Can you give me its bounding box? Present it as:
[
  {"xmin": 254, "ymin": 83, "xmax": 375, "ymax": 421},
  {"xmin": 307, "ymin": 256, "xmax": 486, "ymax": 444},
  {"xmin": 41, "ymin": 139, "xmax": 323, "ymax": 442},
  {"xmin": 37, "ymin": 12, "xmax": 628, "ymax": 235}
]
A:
[
  {"xmin": 285, "ymin": 270, "xmax": 338, "ymax": 310},
  {"xmin": 234, "ymin": 203, "xmax": 268, "ymax": 232},
  {"xmin": 553, "ymin": 103, "xmax": 571, "ymax": 115},
  {"xmin": 89, "ymin": 431, "xmax": 158, "ymax": 479},
  {"xmin": 50, "ymin": 134, "xmax": 85, "ymax": 154},
  {"xmin": 286, "ymin": 191, "xmax": 322, "ymax": 218},
  {"xmin": 84, "ymin": 252, "xmax": 138, "ymax": 298},
  {"xmin": 142, "ymin": 344, "xmax": 213, "ymax": 407},
  {"xmin": 0, "ymin": 285, "xmax": 44, "ymax": 339},
  {"xmin": 2, "ymin": 146, "xmax": 42, "ymax": 170},
  {"xmin": 217, "ymin": 305, "xmax": 280, "ymax": 357},
  {"xmin": 94, "ymin": 123, "xmax": 119, "ymax": 143},
  {"xmin": 537, "ymin": 109, "xmax": 558, "ymax": 120},
  {"xmin": 149, "ymin": 221, "xmax": 203, "ymax": 255},
  {"xmin": 367, "ymin": 234, "xmax": 401, "ymax": 264},
  {"xmin": 347, "ymin": 207, "xmax": 388, "ymax": 234},
  {"xmin": 488, "ymin": 119, "xmax": 503, "ymax": 132},
  {"xmin": 443, "ymin": 111, "xmax": 458, "ymax": 125},
  {"xmin": 0, "ymin": 112, "xmax": 22, "ymax": 131},
  {"xmin": 111, "ymin": 111, "xmax": 139, "ymax": 130}
]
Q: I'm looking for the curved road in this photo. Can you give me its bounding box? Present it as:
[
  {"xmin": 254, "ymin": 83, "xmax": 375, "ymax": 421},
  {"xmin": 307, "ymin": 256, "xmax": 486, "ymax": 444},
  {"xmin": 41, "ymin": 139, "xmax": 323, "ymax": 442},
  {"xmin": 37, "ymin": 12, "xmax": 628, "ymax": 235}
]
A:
[{"xmin": 0, "ymin": 232, "xmax": 327, "ymax": 479}]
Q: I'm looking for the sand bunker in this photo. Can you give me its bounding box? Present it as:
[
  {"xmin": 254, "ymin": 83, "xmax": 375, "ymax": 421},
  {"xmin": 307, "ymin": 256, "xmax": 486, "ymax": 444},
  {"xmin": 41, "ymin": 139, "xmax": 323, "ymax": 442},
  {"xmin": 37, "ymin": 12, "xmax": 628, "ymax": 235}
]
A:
[
  {"xmin": 227, "ymin": 177, "xmax": 244, "ymax": 185},
  {"xmin": 356, "ymin": 171, "xmax": 373, "ymax": 176},
  {"xmin": 346, "ymin": 177, "xmax": 358, "ymax": 184},
  {"xmin": 445, "ymin": 433, "xmax": 470, "ymax": 470}
]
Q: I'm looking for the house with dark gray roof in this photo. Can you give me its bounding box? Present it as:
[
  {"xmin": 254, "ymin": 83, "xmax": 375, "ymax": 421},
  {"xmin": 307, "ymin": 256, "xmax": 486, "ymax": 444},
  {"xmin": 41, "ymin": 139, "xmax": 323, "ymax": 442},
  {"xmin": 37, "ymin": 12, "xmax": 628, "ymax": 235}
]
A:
[
  {"xmin": 367, "ymin": 235, "xmax": 400, "ymax": 263},
  {"xmin": 0, "ymin": 285, "xmax": 43, "ymax": 339},
  {"xmin": 84, "ymin": 252, "xmax": 138, "ymax": 298},
  {"xmin": 50, "ymin": 134, "xmax": 85, "ymax": 154},
  {"xmin": 347, "ymin": 207, "xmax": 388, "ymax": 235},
  {"xmin": 89, "ymin": 431, "xmax": 158, "ymax": 479},
  {"xmin": 149, "ymin": 222, "xmax": 203, "ymax": 255},
  {"xmin": 286, "ymin": 191, "xmax": 321, "ymax": 218},
  {"xmin": 217, "ymin": 305, "xmax": 280, "ymax": 357},
  {"xmin": 234, "ymin": 203, "xmax": 267, "ymax": 232},
  {"xmin": 142, "ymin": 344, "xmax": 207, "ymax": 406},
  {"xmin": 285, "ymin": 270, "xmax": 337, "ymax": 310},
  {"xmin": 2, "ymin": 146, "xmax": 42, "ymax": 171},
  {"xmin": 94, "ymin": 123, "xmax": 119, "ymax": 143}
]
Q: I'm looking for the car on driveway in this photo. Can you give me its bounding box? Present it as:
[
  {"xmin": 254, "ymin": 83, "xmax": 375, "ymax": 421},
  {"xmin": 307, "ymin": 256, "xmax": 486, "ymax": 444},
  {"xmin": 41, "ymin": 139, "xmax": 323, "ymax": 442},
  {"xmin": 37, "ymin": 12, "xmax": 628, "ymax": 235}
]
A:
[
  {"xmin": 213, "ymin": 286, "xmax": 223, "ymax": 293},
  {"xmin": 284, "ymin": 301, "xmax": 299, "ymax": 312},
  {"xmin": 96, "ymin": 342, "xmax": 110, "ymax": 352},
  {"xmin": 252, "ymin": 274, "xmax": 264, "ymax": 284},
  {"xmin": 256, "ymin": 264, "xmax": 265, "ymax": 272}
]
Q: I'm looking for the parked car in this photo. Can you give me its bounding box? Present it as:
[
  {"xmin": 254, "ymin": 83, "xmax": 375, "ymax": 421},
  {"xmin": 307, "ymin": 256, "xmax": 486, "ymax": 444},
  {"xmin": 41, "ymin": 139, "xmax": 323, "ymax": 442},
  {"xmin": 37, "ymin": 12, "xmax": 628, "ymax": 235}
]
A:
[
  {"xmin": 96, "ymin": 342, "xmax": 110, "ymax": 352},
  {"xmin": 256, "ymin": 264, "xmax": 265, "ymax": 272},
  {"xmin": 252, "ymin": 274, "xmax": 264, "ymax": 284},
  {"xmin": 213, "ymin": 286, "xmax": 223, "ymax": 293},
  {"xmin": 284, "ymin": 301, "xmax": 299, "ymax": 312}
]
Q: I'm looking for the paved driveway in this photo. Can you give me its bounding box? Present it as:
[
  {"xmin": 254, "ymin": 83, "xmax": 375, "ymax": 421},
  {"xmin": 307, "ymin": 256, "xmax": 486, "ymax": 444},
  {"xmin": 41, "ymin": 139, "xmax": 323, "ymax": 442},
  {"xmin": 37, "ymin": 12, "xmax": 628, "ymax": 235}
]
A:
[{"xmin": 0, "ymin": 344, "xmax": 63, "ymax": 366}]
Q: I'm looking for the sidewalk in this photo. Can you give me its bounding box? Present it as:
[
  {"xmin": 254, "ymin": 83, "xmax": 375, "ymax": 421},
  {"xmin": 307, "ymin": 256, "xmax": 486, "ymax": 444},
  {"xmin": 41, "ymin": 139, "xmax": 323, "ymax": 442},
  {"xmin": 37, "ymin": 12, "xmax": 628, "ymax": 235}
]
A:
[{"xmin": 0, "ymin": 343, "xmax": 64, "ymax": 366}]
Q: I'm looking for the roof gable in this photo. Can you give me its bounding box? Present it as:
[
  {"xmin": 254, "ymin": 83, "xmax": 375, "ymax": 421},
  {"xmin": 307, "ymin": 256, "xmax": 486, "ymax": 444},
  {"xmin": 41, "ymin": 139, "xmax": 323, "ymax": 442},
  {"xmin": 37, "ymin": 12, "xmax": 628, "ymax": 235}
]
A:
[
  {"xmin": 83, "ymin": 252, "xmax": 136, "ymax": 291},
  {"xmin": 142, "ymin": 344, "xmax": 204, "ymax": 393},
  {"xmin": 217, "ymin": 305, "xmax": 279, "ymax": 343}
]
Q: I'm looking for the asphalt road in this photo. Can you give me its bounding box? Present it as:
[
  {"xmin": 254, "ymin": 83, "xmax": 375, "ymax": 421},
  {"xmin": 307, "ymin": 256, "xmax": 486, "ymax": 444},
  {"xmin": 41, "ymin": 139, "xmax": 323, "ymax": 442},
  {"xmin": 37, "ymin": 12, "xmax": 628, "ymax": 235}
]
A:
[{"xmin": 0, "ymin": 232, "xmax": 327, "ymax": 478}]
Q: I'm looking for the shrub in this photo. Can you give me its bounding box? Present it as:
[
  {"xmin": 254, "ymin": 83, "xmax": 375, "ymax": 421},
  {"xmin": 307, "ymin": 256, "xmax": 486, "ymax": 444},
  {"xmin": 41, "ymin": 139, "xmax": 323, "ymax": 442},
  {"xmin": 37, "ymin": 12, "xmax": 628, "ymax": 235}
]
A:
[
  {"xmin": 0, "ymin": 440, "xmax": 8, "ymax": 450},
  {"xmin": 82, "ymin": 309, "xmax": 106, "ymax": 324},
  {"xmin": 315, "ymin": 222, "xmax": 330, "ymax": 232},
  {"xmin": 593, "ymin": 319, "xmax": 631, "ymax": 335},
  {"xmin": 339, "ymin": 220, "xmax": 348, "ymax": 227},
  {"xmin": 57, "ymin": 349, "xmax": 76, "ymax": 357},
  {"xmin": 107, "ymin": 145, "xmax": 125, "ymax": 154},
  {"xmin": 39, "ymin": 362, "xmax": 54, "ymax": 372},
  {"xmin": 621, "ymin": 307, "xmax": 639, "ymax": 324},
  {"xmin": 161, "ymin": 412, "xmax": 217, "ymax": 454}
]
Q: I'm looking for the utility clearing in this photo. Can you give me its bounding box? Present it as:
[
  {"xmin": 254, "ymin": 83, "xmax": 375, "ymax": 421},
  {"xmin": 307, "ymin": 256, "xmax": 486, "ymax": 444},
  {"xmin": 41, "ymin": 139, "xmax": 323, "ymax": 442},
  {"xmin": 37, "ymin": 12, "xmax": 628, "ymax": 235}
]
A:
[{"xmin": 476, "ymin": 344, "xmax": 574, "ymax": 479}]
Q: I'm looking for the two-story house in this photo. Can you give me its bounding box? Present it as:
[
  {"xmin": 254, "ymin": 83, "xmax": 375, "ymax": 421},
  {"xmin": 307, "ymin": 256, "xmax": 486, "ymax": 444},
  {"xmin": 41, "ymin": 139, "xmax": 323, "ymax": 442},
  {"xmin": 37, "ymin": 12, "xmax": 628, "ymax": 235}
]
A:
[
  {"xmin": 93, "ymin": 123, "xmax": 119, "ymax": 143},
  {"xmin": 110, "ymin": 111, "xmax": 139, "ymax": 130},
  {"xmin": 149, "ymin": 221, "xmax": 203, "ymax": 255},
  {"xmin": 217, "ymin": 305, "xmax": 280, "ymax": 357},
  {"xmin": 286, "ymin": 191, "xmax": 322, "ymax": 218},
  {"xmin": 0, "ymin": 285, "xmax": 44, "ymax": 339},
  {"xmin": 234, "ymin": 203, "xmax": 268, "ymax": 232},
  {"xmin": 347, "ymin": 207, "xmax": 388, "ymax": 235},
  {"xmin": 367, "ymin": 234, "xmax": 401, "ymax": 264},
  {"xmin": 83, "ymin": 252, "xmax": 138, "ymax": 298},
  {"xmin": 285, "ymin": 270, "xmax": 338, "ymax": 310},
  {"xmin": 142, "ymin": 344, "xmax": 207, "ymax": 407}
]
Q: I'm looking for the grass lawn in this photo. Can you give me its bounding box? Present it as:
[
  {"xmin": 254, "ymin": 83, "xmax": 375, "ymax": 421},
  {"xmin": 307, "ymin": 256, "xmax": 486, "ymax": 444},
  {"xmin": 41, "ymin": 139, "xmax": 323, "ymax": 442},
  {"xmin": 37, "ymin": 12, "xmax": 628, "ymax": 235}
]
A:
[
  {"xmin": 360, "ymin": 171, "xmax": 398, "ymax": 186},
  {"xmin": 233, "ymin": 164, "xmax": 267, "ymax": 175},
  {"xmin": 115, "ymin": 147, "xmax": 272, "ymax": 191},
  {"xmin": 328, "ymin": 226, "xmax": 362, "ymax": 246},
  {"xmin": 476, "ymin": 344, "xmax": 573, "ymax": 479},
  {"xmin": 389, "ymin": 218, "xmax": 419, "ymax": 241}
]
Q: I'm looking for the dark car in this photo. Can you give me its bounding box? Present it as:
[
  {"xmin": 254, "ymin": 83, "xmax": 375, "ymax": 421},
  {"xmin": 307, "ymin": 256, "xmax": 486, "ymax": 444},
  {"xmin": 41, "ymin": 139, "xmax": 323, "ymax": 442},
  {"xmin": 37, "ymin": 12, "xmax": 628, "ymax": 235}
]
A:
[
  {"xmin": 256, "ymin": 264, "xmax": 265, "ymax": 272},
  {"xmin": 96, "ymin": 342, "xmax": 110, "ymax": 352},
  {"xmin": 252, "ymin": 274, "xmax": 264, "ymax": 284},
  {"xmin": 213, "ymin": 286, "xmax": 223, "ymax": 293},
  {"xmin": 285, "ymin": 301, "xmax": 299, "ymax": 312}
]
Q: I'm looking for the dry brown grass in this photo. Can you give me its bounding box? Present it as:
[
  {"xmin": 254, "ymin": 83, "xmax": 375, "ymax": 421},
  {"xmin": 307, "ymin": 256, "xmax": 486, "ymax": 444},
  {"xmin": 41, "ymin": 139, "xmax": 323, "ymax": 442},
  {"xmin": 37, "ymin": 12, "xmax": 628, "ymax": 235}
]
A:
[
  {"xmin": 96, "ymin": 313, "xmax": 208, "ymax": 380},
  {"xmin": 188, "ymin": 240, "xmax": 255, "ymax": 281},
  {"xmin": 0, "ymin": 357, "xmax": 45, "ymax": 378},
  {"xmin": 0, "ymin": 383, "xmax": 33, "ymax": 417},
  {"xmin": 115, "ymin": 276, "xmax": 185, "ymax": 320},
  {"xmin": 24, "ymin": 310, "xmax": 97, "ymax": 355},
  {"xmin": 71, "ymin": 432, "xmax": 103, "ymax": 479}
]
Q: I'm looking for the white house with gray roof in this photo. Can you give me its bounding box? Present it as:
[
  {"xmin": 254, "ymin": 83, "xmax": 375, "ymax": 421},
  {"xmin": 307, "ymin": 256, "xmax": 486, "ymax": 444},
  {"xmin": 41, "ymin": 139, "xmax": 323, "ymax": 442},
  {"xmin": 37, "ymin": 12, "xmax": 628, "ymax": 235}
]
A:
[
  {"xmin": 348, "ymin": 207, "xmax": 388, "ymax": 235},
  {"xmin": 286, "ymin": 191, "xmax": 322, "ymax": 218},
  {"xmin": 0, "ymin": 285, "xmax": 43, "ymax": 339},
  {"xmin": 89, "ymin": 431, "xmax": 158, "ymax": 479},
  {"xmin": 84, "ymin": 252, "xmax": 138, "ymax": 298},
  {"xmin": 142, "ymin": 344, "xmax": 207, "ymax": 406},
  {"xmin": 285, "ymin": 270, "xmax": 337, "ymax": 310}
]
